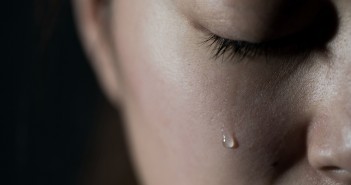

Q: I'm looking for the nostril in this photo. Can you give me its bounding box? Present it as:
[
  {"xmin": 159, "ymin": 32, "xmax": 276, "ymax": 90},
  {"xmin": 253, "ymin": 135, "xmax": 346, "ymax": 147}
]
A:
[
  {"xmin": 320, "ymin": 166, "xmax": 350, "ymax": 175},
  {"xmin": 321, "ymin": 166, "xmax": 342, "ymax": 171},
  {"xmin": 319, "ymin": 166, "xmax": 351, "ymax": 183}
]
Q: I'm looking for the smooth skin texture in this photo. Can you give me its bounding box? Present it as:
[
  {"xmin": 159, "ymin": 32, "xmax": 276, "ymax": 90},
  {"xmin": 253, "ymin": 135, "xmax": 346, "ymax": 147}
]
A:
[{"xmin": 73, "ymin": 0, "xmax": 351, "ymax": 184}]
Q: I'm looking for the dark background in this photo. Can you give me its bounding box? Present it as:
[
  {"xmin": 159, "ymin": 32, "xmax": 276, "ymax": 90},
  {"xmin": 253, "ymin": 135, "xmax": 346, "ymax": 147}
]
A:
[{"xmin": 4, "ymin": 1, "xmax": 138, "ymax": 184}]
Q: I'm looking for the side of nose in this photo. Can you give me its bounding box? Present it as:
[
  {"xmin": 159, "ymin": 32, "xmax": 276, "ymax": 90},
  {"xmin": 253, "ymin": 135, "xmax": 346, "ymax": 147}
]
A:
[
  {"xmin": 307, "ymin": 108, "xmax": 351, "ymax": 184},
  {"xmin": 305, "ymin": 0, "xmax": 351, "ymax": 183}
]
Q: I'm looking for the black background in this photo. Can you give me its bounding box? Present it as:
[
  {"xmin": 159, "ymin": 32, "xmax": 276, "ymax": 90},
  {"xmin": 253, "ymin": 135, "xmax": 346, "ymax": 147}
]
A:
[{"xmin": 4, "ymin": 1, "xmax": 137, "ymax": 185}]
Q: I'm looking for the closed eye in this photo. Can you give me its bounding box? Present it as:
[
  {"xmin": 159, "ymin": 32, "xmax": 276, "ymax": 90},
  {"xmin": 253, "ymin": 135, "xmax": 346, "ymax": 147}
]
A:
[
  {"xmin": 202, "ymin": 2, "xmax": 339, "ymax": 63},
  {"xmin": 203, "ymin": 33, "xmax": 312, "ymax": 62}
]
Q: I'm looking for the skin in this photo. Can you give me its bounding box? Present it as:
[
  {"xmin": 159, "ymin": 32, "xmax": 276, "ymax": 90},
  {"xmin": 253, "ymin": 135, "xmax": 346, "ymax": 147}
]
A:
[{"xmin": 73, "ymin": 0, "xmax": 351, "ymax": 184}]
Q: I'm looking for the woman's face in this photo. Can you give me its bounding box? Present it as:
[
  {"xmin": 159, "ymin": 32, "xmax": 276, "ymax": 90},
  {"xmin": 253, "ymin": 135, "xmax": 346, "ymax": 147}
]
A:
[{"xmin": 74, "ymin": 0, "xmax": 351, "ymax": 184}]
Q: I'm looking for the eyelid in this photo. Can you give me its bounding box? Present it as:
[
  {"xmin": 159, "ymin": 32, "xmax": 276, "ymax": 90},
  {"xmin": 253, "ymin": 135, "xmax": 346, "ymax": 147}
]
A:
[
  {"xmin": 204, "ymin": 34, "xmax": 265, "ymax": 59},
  {"xmin": 201, "ymin": 2, "xmax": 339, "ymax": 63},
  {"xmin": 202, "ymin": 32, "xmax": 316, "ymax": 63}
]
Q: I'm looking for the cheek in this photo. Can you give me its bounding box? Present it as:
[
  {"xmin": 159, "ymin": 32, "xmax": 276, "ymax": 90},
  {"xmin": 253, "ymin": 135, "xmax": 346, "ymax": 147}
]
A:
[
  {"xmin": 113, "ymin": 1, "xmax": 312, "ymax": 184},
  {"xmin": 115, "ymin": 0, "xmax": 225, "ymax": 167}
]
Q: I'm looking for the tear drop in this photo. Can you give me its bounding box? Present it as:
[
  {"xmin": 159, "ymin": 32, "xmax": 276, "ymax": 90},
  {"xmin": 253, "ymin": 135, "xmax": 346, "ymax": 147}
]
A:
[{"xmin": 221, "ymin": 126, "xmax": 237, "ymax": 149}]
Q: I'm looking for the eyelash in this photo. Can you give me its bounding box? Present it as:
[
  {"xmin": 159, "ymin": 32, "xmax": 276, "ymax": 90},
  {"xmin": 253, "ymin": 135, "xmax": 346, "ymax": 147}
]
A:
[{"xmin": 203, "ymin": 33, "xmax": 313, "ymax": 62}]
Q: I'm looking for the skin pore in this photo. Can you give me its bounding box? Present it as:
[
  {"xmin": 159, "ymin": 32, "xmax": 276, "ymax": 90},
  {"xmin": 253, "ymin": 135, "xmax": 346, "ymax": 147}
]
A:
[{"xmin": 73, "ymin": 0, "xmax": 351, "ymax": 184}]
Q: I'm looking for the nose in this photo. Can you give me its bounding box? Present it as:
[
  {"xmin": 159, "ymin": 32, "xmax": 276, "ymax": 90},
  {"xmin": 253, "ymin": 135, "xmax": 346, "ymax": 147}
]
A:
[{"xmin": 308, "ymin": 108, "xmax": 351, "ymax": 184}]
